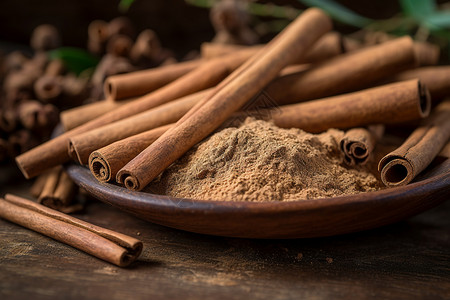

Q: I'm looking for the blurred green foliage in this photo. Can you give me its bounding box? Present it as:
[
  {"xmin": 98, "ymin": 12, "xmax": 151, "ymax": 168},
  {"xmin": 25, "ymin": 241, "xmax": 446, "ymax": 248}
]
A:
[{"xmin": 48, "ymin": 47, "xmax": 99, "ymax": 76}]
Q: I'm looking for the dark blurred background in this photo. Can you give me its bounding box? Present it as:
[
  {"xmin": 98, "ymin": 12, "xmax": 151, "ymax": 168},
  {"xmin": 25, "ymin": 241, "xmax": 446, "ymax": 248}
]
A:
[{"xmin": 0, "ymin": 0, "xmax": 407, "ymax": 57}]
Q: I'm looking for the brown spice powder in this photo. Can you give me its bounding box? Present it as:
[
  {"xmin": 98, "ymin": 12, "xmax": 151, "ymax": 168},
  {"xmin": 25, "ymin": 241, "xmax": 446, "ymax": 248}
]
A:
[{"xmin": 147, "ymin": 119, "xmax": 382, "ymax": 201}]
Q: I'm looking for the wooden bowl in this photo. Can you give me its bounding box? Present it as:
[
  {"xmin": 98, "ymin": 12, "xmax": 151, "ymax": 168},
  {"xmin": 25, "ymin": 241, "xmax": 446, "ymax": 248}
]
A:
[{"xmin": 66, "ymin": 159, "xmax": 450, "ymax": 239}]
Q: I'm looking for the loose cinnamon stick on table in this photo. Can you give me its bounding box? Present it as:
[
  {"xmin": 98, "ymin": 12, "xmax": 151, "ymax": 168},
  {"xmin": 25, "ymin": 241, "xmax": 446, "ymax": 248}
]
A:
[
  {"xmin": 60, "ymin": 99, "xmax": 134, "ymax": 131},
  {"xmin": 340, "ymin": 125, "xmax": 385, "ymax": 166},
  {"xmin": 90, "ymin": 124, "xmax": 172, "ymax": 182},
  {"xmin": 117, "ymin": 8, "xmax": 332, "ymax": 191},
  {"xmin": 69, "ymin": 90, "xmax": 209, "ymax": 165},
  {"xmin": 104, "ymin": 59, "xmax": 201, "ymax": 100},
  {"xmin": 378, "ymin": 101, "xmax": 450, "ymax": 187},
  {"xmin": 0, "ymin": 194, "xmax": 142, "ymax": 267},
  {"xmin": 16, "ymin": 48, "xmax": 255, "ymax": 179},
  {"xmin": 270, "ymin": 79, "xmax": 430, "ymax": 133},
  {"xmin": 390, "ymin": 66, "xmax": 450, "ymax": 100}
]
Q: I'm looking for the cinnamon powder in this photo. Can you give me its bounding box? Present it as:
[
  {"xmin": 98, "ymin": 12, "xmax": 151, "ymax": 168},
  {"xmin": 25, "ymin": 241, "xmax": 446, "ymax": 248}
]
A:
[{"xmin": 147, "ymin": 119, "xmax": 382, "ymax": 201}]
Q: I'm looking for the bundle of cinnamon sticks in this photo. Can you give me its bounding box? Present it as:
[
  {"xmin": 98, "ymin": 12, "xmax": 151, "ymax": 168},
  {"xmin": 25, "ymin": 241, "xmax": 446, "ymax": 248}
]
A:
[
  {"xmin": 15, "ymin": 7, "xmax": 450, "ymax": 193},
  {"xmin": 3, "ymin": 7, "xmax": 450, "ymax": 268}
]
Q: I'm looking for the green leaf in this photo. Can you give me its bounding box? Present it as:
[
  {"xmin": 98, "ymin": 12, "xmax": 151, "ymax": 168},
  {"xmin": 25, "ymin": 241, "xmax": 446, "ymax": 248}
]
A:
[
  {"xmin": 399, "ymin": 0, "xmax": 436, "ymax": 19},
  {"xmin": 48, "ymin": 47, "xmax": 99, "ymax": 76},
  {"xmin": 423, "ymin": 11, "xmax": 450, "ymax": 28},
  {"xmin": 119, "ymin": 0, "xmax": 136, "ymax": 12},
  {"xmin": 298, "ymin": 0, "xmax": 373, "ymax": 28}
]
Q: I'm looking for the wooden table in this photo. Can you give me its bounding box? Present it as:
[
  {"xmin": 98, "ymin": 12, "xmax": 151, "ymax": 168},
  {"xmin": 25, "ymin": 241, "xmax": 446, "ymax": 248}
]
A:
[{"xmin": 0, "ymin": 168, "xmax": 449, "ymax": 300}]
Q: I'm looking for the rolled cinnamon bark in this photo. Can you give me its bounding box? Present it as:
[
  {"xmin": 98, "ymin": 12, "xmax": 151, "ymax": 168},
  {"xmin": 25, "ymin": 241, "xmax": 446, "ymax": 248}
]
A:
[
  {"xmin": 16, "ymin": 49, "xmax": 254, "ymax": 179},
  {"xmin": 439, "ymin": 141, "xmax": 450, "ymax": 158},
  {"xmin": 104, "ymin": 59, "xmax": 201, "ymax": 100},
  {"xmin": 60, "ymin": 99, "xmax": 134, "ymax": 131},
  {"xmin": 355, "ymin": 31, "xmax": 439, "ymax": 66},
  {"xmin": 117, "ymin": 8, "xmax": 332, "ymax": 191},
  {"xmin": 45, "ymin": 59, "xmax": 66, "ymax": 77},
  {"xmin": 106, "ymin": 34, "xmax": 133, "ymax": 57},
  {"xmin": 340, "ymin": 125, "xmax": 384, "ymax": 165},
  {"xmin": 0, "ymin": 109, "xmax": 17, "ymax": 133},
  {"xmin": 30, "ymin": 170, "xmax": 50, "ymax": 198},
  {"xmin": 264, "ymin": 37, "xmax": 416, "ymax": 105},
  {"xmin": 378, "ymin": 101, "xmax": 450, "ymax": 187},
  {"xmin": 413, "ymin": 41, "xmax": 440, "ymax": 66},
  {"xmin": 38, "ymin": 166, "xmax": 78, "ymax": 212},
  {"xmin": 201, "ymin": 32, "xmax": 346, "ymax": 64},
  {"xmin": 270, "ymin": 79, "xmax": 430, "ymax": 132},
  {"xmin": 90, "ymin": 124, "xmax": 172, "ymax": 182},
  {"xmin": 0, "ymin": 194, "xmax": 142, "ymax": 267},
  {"xmin": 390, "ymin": 66, "xmax": 450, "ymax": 100},
  {"xmin": 87, "ymin": 20, "xmax": 109, "ymax": 55},
  {"xmin": 17, "ymin": 100, "xmax": 59, "ymax": 131},
  {"xmin": 8, "ymin": 129, "xmax": 40, "ymax": 157},
  {"xmin": 69, "ymin": 90, "xmax": 209, "ymax": 165},
  {"xmin": 67, "ymin": 64, "xmax": 311, "ymax": 166},
  {"xmin": 34, "ymin": 76, "xmax": 62, "ymax": 103}
]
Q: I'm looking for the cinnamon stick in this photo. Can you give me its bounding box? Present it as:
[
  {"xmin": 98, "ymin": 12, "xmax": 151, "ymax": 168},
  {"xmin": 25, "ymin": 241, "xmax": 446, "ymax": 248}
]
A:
[
  {"xmin": 0, "ymin": 194, "xmax": 142, "ymax": 267},
  {"xmin": 90, "ymin": 124, "xmax": 172, "ymax": 182},
  {"xmin": 60, "ymin": 99, "xmax": 134, "ymax": 131},
  {"xmin": 412, "ymin": 41, "xmax": 440, "ymax": 66},
  {"xmin": 353, "ymin": 31, "xmax": 439, "ymax": 66},
  {"xmin": 68, "ymin": 64, "xmax": 312, "ymax": 165},
  {"xmin": 390, "ymin": 66, "xmax": 450, "ymax": 100},
  {"xmin": 38, "ymin": 166, "xmax": 79, "ymax": 213},
  {"xmin": 340, "ymin": 125, "xmax": 384, "ymax": 165},
  {"xmin": 30, "ymin": 170, "xmax": 50, "ymax": 198},
  {"xmin": 117, "ymin": 8, "xmax": 332, "ymax": 191},
  {"xmin": 263, "ymin": 37, "xmax": 416, "ymax": 105},
  {"xmin": 16, "ymin": 48, "xmax": 254, "ymax": 179},
  {"xmin": 270, "ymin": 79, "xmax": 430, "ymax": 133},
  {"xmin": 378, "ymin": 101, "xmax": 450, "ymax": 187},
  {"xmin": 104, "ymin": 59, "xmax": 200, "ymax": 100},
  {"xmin": 18, "ymin": 100, "xmax": 59, "ymax": 131},
  {"xmin": 34, "ymin": 75, "xmax": 62, "ymax": 103},
  {"xmin": 201, "ymin": 32, "xmax": 346, "ymax": 64},
  {"xmin": 0, "ymin": 108, "xmax": 17, "ymax": 133},
  {"xmin": 69, "ymin": 90, "xmax": 208, "ymax": 165},
  {"xmin": 87, "ymin": 20, "xmax": 109, "ymax": 55}
]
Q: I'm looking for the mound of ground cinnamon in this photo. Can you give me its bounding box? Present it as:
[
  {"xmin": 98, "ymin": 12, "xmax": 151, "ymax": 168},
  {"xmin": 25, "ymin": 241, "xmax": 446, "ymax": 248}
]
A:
[{"xmin": 147, "ymin": 118, "xmax": 382, "ymax": 201}]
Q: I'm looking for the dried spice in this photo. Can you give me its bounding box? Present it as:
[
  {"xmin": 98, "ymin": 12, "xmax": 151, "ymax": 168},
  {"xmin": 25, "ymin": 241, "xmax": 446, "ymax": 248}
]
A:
[{"xmin": 148, "ymin": 119, "xmax": 381, "ymax": 201}]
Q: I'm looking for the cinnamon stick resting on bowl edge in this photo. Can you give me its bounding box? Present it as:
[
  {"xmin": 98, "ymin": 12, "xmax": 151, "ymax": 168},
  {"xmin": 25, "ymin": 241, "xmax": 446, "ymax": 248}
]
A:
[
  {"xmin": 0, "ymin": 194, "xmax": 143, "ymax": 267},
  {"xmin": 378, "ymin": 101, "xmax": 450, "ymax": 187}
]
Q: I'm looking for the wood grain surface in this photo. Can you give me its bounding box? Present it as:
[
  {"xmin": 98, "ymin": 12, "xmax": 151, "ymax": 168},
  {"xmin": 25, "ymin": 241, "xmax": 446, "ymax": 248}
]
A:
[{"xmin": 0, "ymin": 169, "xmax": 449, "ymax": 300}]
